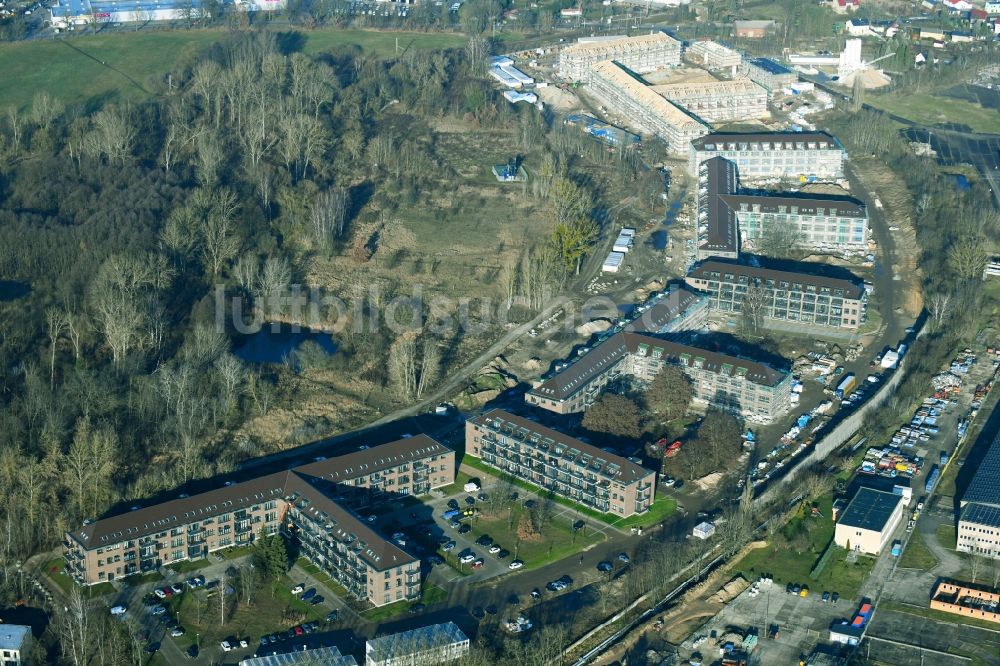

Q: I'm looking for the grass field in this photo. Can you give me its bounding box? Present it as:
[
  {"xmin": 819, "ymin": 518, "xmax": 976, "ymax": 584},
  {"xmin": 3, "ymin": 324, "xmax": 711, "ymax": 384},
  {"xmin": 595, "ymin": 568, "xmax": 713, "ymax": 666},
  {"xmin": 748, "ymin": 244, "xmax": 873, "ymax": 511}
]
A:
[
  {"xmin": 458, "ymin": 502, "xmax": 606, "ymax": 570},
  {"xmin": 898, "ymin": 527, "xmax": 938, "ymax": 570},
  {"xmin": 462, "ymin": 456, "xmax": 676, "ymax": 529},
  {"xmin": 42, "ymin": 558, "xmax": 116, "ymax": 598},
  {"xmin": 0, "ymin": 28, "xmax": 466, "ymax": 109},
  {"xmin": 164, "ymin": 574, "xmax": 332, "ymax": 650},
  {"xmin": 732, "ymin": 498, "xmax": 875, "ymax": 599},
  {"xmin": 867, "ymin": 92, "xmax": 1000, "ymax": 134}
]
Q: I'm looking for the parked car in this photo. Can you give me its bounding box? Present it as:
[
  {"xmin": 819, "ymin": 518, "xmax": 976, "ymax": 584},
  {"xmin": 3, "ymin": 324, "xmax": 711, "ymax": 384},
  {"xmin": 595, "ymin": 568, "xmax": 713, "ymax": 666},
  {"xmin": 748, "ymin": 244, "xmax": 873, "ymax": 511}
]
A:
[
  {"xmin": 508, "ymin": 560, "xmax": 524, "ymax": 570},
  {"xmin": 618, "ymin": 553, "xmax": 630, "ymax": 563},
  {"xmin": 110, "ymin": 605, "xmax": 127, "ymax": 616},
  {"xmin": 153, "ymin": 588, "xmax": 167, "ymax": 599},
  {"xmin": 220, "ymin": 641, "xmax": 233, "ymax": 652},
  {"xmin": 597, "ymin": 561, "xmax": 613, "ymax": 573},
  {"xmin": 530, "ymin": 588, "xmax": 541, "ymax": 599},
  {"xmin": 291, "ymin": 584, "xmax": 304, "ymax": 595},
  {"xmin": 472, "ymin": 607, "xmax": 485, "ymax": 619},
  {"xmin": 573, "ymin": 520, "xmax": 585, "ymax": 531},
  {"xmin": 171, "ymin": 627, "xmax": 185, "ymax": 637},
  {"xmin": 460, "ymin": 553, "xmax": 477, "ymax": 564},
  {"xmin": 488, "ymin": 545, "xmax": 501, "ymax": 554},
  {"xmin": 471, "ymin": 558, "xmax": 485, "ymax": 568},
  {"xmin": 524, "ymin": 500, "xmax": 536, "ymax": 509},
  {"xmin": 326, "ymin": 610, "xmax": 339, "ymax": 622},
  {"xmin": 497, "ymin": 549, "xmax": 510, "ymax": 559},
  {"xmin": 673, "ymin": 479, "xmax": 684, "ymax": 489},
  {"xmin": 447, "ymin": 499, "xmax": 460, "ymax": 509},
  {"xmin": 150, "ymin": 605, "xmax": 167, "ymax": 616},
  {"xmin": 465, "ymin": 496, "xmax": 476, "ymax": 505},
  {"xmin": 476, "ymin": 535, "xmax": 493, "ymax": 547},
  {"xmin": 442, "ymin": 540, "xmax": 456, "ymax": 552},
  {"xmin": 477, "ymin": 493, "xmax": 489, "ymax": 501},
  {"xmin": 310, "ymin": 595, "xmax": 324, "ymax": 605},
  {"xmin": 160, "ymin": 587, "xmax": 174, "ymax": 597},
  {"xmin": 301, "ymin": 588, "xmax": 316, "ymax": 601},
  {"xmin": 486, "ymin": 604, "xmax": 498, "ymax": 615},
  {"xmin": 458, "ymin": 524, "xmax": 472, "ymax": 534},
  {"xmin": 293, "ymin": 626, "xmax": 304, "ymax": 637},
  {"xmin": 170, "ymin": 583, "xmax": 184, "ymax": 594}
]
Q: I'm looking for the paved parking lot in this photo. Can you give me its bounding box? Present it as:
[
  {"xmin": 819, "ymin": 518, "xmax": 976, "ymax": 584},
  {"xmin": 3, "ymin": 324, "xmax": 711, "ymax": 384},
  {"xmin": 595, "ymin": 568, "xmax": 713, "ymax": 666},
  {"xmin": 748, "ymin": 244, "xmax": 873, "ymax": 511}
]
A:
[{"xmin": 677, "ymin": 581, "xmax": 856, "ymax": 664}]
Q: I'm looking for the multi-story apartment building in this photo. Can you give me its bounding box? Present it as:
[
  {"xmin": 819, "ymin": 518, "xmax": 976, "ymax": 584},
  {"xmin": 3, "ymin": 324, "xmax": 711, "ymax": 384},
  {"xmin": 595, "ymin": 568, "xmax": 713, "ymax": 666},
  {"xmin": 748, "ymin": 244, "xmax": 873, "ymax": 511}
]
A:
[
  {"xmin": 696, "ymin": 157, "xmax": 740, "ymax": 259},
  {"xmin": 684, "ymin": 40, "xmax": 742, "ymax": 72},
  {"xmin": 694, "ymin": 156, "xmax": 867, "ymax": 257},
  {"xmin": 685, "ymin": 259, "xmax": 867, "ymax": 330},
  {"xmin": 559, "ymin": 32, "xmax": 681, "ymax": 82},
  {"xmin": 467, "ymin": 410, "xmax": 657, "ymax": 517},
  {"xmin": 64, "ymin": 436, "xmax": 455, "ymax": 606},
  {"xmin": 723, "ymin": 193, "xmax": 868, "ymax": 250},
  {"xmin": 588, "ymin": 60, "xmax": 709, "ymax": 155},
  {"xmin": 651, "ymin": 78, "xmax": 767, "ymax": 123},
  {"xmin": 688, "ymin": 131, "xmax": 847, "ymax": 180},
  {"xmin": 623, "ymin": 283, "xmax": 710, "ymax": 334},
  {"xmin": 525, "ymin": 331, "xmax": 791, "ymax": 422},
  {"xmin": 957, "ymin": 429, "xmax": 1000, "ymax": 559},
  {"xmin": 742, "ymin": 57, "xmax": 797, "ymax": 93}
]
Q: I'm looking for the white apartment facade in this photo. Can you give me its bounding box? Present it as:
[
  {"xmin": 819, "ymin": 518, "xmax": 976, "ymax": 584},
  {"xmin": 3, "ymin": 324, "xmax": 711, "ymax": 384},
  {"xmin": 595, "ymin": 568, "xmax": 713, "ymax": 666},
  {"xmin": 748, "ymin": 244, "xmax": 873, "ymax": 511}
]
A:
[{"xmin": 688, "ymin": 131, "xmax": 847, "ymax": 180}]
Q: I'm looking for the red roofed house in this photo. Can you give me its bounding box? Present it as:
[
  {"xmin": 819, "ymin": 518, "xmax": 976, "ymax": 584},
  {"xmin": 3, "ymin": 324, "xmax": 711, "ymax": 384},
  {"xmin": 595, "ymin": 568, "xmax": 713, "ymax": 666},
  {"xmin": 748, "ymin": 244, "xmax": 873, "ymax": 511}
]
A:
[{"xmin": 832, "ymin": 0, "xmax": 860, "ymax": 13}]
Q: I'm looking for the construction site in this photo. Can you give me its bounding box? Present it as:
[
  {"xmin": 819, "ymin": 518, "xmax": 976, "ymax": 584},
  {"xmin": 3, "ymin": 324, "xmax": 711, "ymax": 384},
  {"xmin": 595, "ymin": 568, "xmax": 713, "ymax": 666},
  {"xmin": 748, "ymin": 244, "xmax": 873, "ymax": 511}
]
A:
[{"xmin": 558, "ymin": 31, "xmax": 682, "ymax": 83}]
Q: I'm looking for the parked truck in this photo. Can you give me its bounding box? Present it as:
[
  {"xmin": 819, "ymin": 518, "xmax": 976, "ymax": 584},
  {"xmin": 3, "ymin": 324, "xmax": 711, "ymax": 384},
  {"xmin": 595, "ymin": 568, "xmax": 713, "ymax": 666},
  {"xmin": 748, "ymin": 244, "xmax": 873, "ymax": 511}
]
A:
[
  {"xmin": 925, "ymin": 465, "xmax": 940, "ymax": 492},
  {"xmin": 836, "ymin": 375, "xmax": 857, "ymax": 399}
]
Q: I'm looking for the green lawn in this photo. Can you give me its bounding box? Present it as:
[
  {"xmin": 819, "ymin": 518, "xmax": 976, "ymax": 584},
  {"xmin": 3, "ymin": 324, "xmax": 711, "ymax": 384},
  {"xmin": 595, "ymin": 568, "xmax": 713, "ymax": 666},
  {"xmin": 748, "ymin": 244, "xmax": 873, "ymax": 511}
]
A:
[
  {"xmin": 167, "ymin": 574, "xmax": 332, "ymax": 649},
  {"xmin": 898, "ymin": 528, "xmax": 938, "ymax": 570},
  {"xmin": 462, "ymin": 456, "xmax": 674, "ymax": 528},
  {"xmin": 732, "ymin": 498, "xmax": 875, "ymax": 599},
  {"xmin": 42, "ymin": 558, "xmax": 115, "ymax": 598},
  {"xmin": 463, "ymin": 503, "xmax": 606, "ymax": 569},
  {"xmin": 0, "ymin": 28, "xmax": 465, "ymax": 109},
  {"xmin": 361, "ymin": 582, "xmax": 447, "ymax": 622},
  {"xmin": 937, "ymin": 523, "xmax": 957, "ymax": 550},
  {"xmin": 167, "ymin": 559, "xmax": 209, "ymax": 574},
  {"xmin": 867, "ymin": 92, "xmax": 1000, "ymax": 134}
]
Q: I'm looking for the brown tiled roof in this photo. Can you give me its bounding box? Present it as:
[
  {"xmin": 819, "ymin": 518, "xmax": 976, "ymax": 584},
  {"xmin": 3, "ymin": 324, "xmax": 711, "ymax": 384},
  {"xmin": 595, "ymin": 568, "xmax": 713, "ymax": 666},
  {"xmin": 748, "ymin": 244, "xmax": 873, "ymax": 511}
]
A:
[
  {"xmin": 70, "ymin": 471, "xmax": 290, "ymax": 550},
  {"xmin": 472, "ymin": 409, "xmax": 654, "ymax": 485},
  {"xmin": 528, "ymin": 328, "xmax": 788, "ymax": 403},
  {"xmin": 530, "ymin": 334, "xmax": 630, "ymax": 401},
  {"xmin": 687, "ymin": 259, "xmax": 865, "ymax": 299},
  {"xmin": 69, "ymin": 435, "xmax": 450, "ymax": 570},
  {"xmin": 624, "ymin": 284, "xmax": 707, "ymax": 333},
  {"xmin": 691, "ymin": 131, "xmax": 843, "ymax": 152},
  {"xmin": 621, "ymin": 332, "xmax": 788, "ymax": 387},
  {"xmin": 698, "ymin": 156, "xmax": 739, "ymax": 255},
  {"xmin": 719, "ymin": 193, "xmax": 865, "ymax": 218},
  {"xmin": 283, "ymin": 472, "xmax": 413, "ymax": 570}
]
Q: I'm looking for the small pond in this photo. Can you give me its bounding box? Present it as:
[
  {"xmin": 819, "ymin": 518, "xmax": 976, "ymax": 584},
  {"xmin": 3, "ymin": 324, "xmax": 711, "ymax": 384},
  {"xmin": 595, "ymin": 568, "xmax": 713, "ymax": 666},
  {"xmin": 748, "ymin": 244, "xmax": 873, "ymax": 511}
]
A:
[{"xmin": 234, "ymin": 325, "xmax": 338, "ymax": 364}]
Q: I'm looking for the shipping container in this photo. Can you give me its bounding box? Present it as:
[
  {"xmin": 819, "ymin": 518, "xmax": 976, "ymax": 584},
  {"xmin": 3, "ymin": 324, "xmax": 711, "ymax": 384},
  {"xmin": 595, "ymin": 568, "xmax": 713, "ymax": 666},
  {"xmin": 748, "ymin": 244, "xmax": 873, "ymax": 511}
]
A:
[{"xmin": 836, "ymin": 375, "xmax": 857, "ymax": 399}]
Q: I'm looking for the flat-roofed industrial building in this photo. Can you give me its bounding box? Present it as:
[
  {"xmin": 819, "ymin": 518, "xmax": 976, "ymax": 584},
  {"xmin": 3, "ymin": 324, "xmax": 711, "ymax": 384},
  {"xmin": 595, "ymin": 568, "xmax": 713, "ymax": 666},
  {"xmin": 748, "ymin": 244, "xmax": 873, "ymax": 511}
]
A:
[{"xmin": 834, "ymin": 487, "xmax": 904, "ymax": 555}]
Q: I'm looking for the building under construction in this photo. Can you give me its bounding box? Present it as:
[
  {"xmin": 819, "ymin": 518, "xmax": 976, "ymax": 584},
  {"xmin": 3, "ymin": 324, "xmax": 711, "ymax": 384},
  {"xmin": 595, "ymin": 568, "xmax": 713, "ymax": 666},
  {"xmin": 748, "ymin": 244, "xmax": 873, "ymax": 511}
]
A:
[
  {"xmin": 651, "ymin": 77, "xmax": 767, "ymax": 123},
  {"xmin": 589, "ymin": 60, "xmax": 708, "ymax": 155},
  {"xmin": 688, "ymin": 131, "xmax": 847, "ymax": 180},
  {"xmin": 559, "ymin": 32, "xmax": 681, "ymax": 83},
  {"xmin": 685, "ymin": 40, "xmax": 742, "ymax": 73}
]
